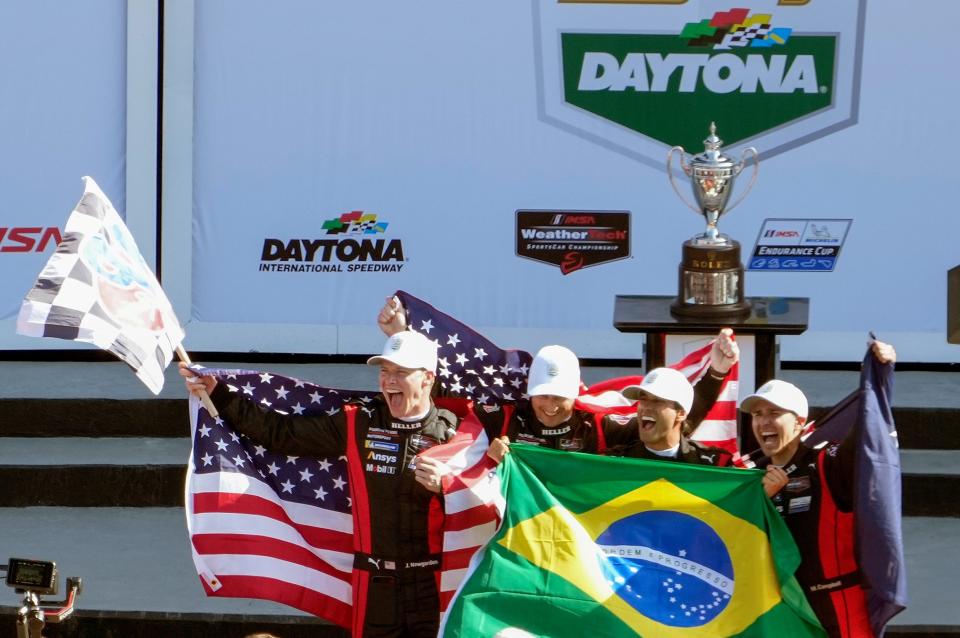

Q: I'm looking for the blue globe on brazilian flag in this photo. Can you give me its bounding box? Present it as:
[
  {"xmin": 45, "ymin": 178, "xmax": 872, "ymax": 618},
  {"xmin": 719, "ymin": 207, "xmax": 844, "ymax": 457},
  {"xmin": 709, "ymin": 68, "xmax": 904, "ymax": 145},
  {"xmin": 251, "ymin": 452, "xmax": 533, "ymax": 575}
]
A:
[{"xmin": 441, "ymin": 446, "xmax": 825, "ymax": 637}]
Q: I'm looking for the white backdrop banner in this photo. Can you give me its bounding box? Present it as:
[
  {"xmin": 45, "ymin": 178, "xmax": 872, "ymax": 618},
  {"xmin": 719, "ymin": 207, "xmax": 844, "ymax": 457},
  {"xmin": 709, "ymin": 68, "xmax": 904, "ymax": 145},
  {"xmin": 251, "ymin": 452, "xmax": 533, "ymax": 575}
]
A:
[
  {"xmin": 0, "ymin": 1, "xmax": 128, "ymax": 340},
  {"xmin": 179, "ymin": 0, "xmax": 957, "ymax": 361}
]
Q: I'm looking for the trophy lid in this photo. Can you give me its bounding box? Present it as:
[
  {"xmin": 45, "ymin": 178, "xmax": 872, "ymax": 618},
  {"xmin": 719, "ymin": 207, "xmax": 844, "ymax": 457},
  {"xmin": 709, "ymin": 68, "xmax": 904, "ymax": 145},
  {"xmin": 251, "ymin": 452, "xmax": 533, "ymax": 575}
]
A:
[{"xmin": 691, "ymin": 122, "xmax": 737, "ymax": 169}]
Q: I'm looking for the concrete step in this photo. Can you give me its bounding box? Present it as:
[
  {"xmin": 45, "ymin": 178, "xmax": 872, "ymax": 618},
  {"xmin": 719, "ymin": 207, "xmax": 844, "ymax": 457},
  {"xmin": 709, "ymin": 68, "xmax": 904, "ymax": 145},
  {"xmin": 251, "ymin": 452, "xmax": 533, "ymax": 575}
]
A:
[
  {"xmin": 0, "ymin": 508, "xmax": 955, "ymax": 635},
  {"xmin": 0, "ymin": 399, "xmax": 186, "ymax": 438},
  {"xmin": 0, "ymin": 611, "xmax": 345, "ymax": 638},
  {"xmin": 0, "ymin": 614, "xmax": 954, "ymax": 638},
  {"xmin": 0, "ymin": 438, "xmax": 187, "ymax": 507},
  {"xmin": 1, "ymin": 439, "xmax": 958, "ymax": 515}
]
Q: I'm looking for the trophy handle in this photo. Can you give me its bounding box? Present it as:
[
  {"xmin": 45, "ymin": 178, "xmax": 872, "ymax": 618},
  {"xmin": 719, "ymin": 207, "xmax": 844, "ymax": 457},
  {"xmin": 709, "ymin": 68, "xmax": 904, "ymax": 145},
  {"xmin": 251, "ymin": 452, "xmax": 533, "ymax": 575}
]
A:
[
  {"xmin": 725, "ymin": 147, "xmax": 759, "ymax": 214},
  {"xmin": 667, "ymin": 146, "xmax": 701, "ymax": 215}
]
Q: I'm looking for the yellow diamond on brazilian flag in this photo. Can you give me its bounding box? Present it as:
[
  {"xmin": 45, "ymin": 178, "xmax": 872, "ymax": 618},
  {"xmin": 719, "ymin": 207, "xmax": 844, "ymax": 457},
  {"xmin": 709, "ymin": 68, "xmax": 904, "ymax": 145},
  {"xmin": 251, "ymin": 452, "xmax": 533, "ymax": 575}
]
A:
[{"xmin": 440, "ymin": 446, "xmax": 825, "ymax": 638}]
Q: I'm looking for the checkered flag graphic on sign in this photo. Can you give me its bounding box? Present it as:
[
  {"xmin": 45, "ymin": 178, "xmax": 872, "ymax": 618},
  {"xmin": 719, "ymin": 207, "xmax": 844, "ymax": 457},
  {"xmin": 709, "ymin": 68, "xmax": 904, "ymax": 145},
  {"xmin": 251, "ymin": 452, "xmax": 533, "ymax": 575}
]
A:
[
  {"xmin": 352, "ymin": 217, "xmax": 387, "ymax": 234},
  {"xmin": 718, "ymin": 23, "xmax": 771, "ymax": 48},
  {"xmin": 17, "ymin": 177, "xmax": 185, "ymax": 394}
]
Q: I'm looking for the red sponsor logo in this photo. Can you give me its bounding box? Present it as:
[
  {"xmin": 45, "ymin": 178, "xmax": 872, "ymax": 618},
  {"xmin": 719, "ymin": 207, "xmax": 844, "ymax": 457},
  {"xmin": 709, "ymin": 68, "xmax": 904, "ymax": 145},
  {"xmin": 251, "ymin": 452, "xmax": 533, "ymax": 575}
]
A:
[
  {"xmin": 763, "ymin": 229, "xmax": 800, "ymax": 238},
  {"xmin": 560, "ymin": 251, "xmax": 585, "ymax": 275},
  {"xmin": 0, "ymin": 227, "xmax": 62, "ymax": 253},
  {"xmin": 587, "ymin": 229, "xmax": 627, "ymax": 240},
  {"xmin": 551, "ymin": 213, "xmax": 596, "ymax": 225}
]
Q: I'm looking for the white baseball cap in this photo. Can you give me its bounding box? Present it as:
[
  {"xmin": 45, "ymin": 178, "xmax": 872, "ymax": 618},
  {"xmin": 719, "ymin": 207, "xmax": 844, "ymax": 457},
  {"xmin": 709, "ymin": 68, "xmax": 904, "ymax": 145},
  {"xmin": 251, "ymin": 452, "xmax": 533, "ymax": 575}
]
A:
[
  {"xmin": 367, "ymin": 331, "xmax": 438, "ymax": 373},
  {"xmin": 621, "ymin": 367, "xmax": 693, "ymax": 414},
  {"xmin": 526, "ymin": 345, "xmax": 581, "ymax": 399},
  {"xmin": 739, "ymin": 379, "xmax": 808, "ymax": 419}
]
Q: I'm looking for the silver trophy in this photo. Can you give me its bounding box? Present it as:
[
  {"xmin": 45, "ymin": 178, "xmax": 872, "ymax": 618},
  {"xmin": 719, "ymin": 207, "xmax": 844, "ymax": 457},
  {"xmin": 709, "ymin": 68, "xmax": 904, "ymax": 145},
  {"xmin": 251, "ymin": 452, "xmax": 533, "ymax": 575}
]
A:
[{"xmin": 667, "ymin": 123, "xmax": 758, "ymax": 318}]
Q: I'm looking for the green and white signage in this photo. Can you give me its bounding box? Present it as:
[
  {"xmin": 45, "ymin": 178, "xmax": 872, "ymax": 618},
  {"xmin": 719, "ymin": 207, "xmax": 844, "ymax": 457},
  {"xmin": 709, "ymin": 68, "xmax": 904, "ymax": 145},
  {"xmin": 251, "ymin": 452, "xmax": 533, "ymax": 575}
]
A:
[{"xmin": 535, "ymin": 1, "xmax": 865, "ymax": 168}]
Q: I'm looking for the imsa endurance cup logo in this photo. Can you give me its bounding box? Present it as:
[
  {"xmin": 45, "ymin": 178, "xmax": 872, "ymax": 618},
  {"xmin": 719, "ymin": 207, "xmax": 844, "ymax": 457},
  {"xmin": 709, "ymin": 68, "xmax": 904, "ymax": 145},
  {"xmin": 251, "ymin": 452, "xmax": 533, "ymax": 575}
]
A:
[
  {"xmin": 534, "ymin": 0, "xmax": 866, "ymax": 168},
  {"xmin": 749, "ymin": 217, "xmax": 851, "ymax": 271},
  {"xmin": 259, "ymin": 211, "xmax": 405, "ymax": 274}
]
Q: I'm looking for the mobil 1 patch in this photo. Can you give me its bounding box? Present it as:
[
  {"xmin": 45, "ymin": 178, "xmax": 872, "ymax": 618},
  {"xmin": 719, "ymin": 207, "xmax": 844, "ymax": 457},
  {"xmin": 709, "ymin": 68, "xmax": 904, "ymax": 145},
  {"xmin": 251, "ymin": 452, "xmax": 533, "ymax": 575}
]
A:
[{"xmin": 748, "ymin": 218, "xmax": 851, "ymax": 272}]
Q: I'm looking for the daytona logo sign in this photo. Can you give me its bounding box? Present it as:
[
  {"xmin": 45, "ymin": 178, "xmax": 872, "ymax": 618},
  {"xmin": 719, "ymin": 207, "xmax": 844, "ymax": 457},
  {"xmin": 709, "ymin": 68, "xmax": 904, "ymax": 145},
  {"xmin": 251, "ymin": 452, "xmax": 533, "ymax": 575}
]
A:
[{"xmin": 534, "ymin": 1, "xmax": 865, "ymax": 169}]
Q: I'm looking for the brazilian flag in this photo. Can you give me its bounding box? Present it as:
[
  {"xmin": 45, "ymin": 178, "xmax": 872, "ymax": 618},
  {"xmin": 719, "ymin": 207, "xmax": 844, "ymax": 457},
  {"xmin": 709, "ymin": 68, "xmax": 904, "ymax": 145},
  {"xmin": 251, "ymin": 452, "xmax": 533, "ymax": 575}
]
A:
[{"xmin": 441, "ymin": 446, "xmax": 825, "ymax": 638}]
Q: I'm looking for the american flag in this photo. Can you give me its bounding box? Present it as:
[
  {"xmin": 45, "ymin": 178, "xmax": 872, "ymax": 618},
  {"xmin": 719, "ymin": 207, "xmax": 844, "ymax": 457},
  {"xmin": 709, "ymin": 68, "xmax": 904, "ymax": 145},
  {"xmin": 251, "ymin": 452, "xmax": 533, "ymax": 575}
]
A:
[
  {"xmin": 184, "ymin": 368, "xmax": 502, "ymax": 628},
  {"xmin": 397, "ymin": 291, "xmax": 533, "ymax": 404},
  {"xmin": 185, "ymin": 369, "xmax": 375, "ymax": 628},
  {"xmin": 17, "ymin": 176, "xmax": 185, "ymax": 394},
  {"xmin": 420, "ymin": 400, "xmax": 503, "ymax": 614},
  {"xmin": 675, "ymin": 348, "xmax": 739, "ymax": 454}
]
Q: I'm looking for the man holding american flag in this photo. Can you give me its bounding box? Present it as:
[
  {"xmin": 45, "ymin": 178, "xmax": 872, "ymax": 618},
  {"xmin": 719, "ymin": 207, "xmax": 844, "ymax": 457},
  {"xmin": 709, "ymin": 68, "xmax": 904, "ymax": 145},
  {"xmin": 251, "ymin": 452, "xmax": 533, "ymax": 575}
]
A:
[{"xmin": 181, "ymin": 329, "xmax": 479, "ymax": 638}]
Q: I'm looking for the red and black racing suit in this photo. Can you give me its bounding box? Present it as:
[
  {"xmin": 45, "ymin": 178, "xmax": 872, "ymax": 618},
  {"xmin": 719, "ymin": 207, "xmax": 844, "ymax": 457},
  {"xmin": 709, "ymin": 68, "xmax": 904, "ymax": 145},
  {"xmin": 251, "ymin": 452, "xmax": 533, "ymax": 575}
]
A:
[
  {"xmin": 469, "ymin": 369, "xmax": 728, "ymax": 456},
  {"xmin": 612, "ymin": 434, "xmax": 733, "ymax": 465},
  {"xmin": 470, "ymin": 401, "xmax": 613, "ymax": 453},
  {"xmin": 210, "ymin": 384, "xmax": 468, "ymax": 638},
  {"xmin": 761, "ymin": 438, "xmax": 872, "ymax": 638}
]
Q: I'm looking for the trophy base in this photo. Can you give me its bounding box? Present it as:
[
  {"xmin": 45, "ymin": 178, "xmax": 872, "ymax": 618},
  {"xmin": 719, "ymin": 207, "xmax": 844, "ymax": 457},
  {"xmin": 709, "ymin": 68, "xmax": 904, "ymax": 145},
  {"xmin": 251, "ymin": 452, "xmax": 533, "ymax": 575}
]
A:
[
  {"xmin": 670, "ymin": 240, "xmax": 751, "ymax": 320},
  {"xmin": 670, "ymin": 298, "xmax": 752, "ymax": 319}
]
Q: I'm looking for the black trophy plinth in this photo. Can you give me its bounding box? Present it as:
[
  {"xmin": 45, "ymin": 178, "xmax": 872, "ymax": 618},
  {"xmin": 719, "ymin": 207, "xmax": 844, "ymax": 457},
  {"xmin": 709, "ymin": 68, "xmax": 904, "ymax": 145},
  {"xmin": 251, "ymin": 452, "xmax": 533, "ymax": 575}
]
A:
[{"xmin": 670, "ymin": 240, "xmax": 751, "ymax": 319}]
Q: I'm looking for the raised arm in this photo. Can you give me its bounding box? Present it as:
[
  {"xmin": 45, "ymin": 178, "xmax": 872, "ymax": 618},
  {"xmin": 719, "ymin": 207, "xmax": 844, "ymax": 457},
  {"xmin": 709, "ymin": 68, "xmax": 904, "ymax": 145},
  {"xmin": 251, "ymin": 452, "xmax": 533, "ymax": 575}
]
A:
[
  {"xmin": 179, "ymin": 362, "xmax": 348, "ymax": 457},
  {"xmin": 377, "ymin": 294, "xmax": 408, "ymax": 336},
  {"xmin": 687, "ymin": 328, "xmax": 740, "ymax": 429}
]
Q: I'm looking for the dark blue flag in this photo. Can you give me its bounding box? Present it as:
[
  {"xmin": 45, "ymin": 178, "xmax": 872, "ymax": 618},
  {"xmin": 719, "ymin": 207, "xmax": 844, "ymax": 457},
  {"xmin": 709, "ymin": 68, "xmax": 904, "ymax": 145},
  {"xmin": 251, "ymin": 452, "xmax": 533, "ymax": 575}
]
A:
[{"xmin": 856, "ymin": 349, "xmax": 907, "ymax": 635}]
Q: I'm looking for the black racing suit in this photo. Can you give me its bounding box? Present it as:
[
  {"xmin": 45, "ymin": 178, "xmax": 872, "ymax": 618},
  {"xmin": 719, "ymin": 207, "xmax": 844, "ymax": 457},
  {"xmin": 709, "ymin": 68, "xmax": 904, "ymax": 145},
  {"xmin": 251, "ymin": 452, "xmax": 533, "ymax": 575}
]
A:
[
  {"xmin": 760, "ymin": 439, "xmax": 871, "ymax": 637},
  {"xmin": 470, "ymin": 401, "xmax": 611, "ymax": 453},
  {"xmin": 209, "ymin": 383, "xmax": 460, "ymax": 638},
  {"xmin": 611, "ymin": 434, "xmax": 733, "ymax": 466}
]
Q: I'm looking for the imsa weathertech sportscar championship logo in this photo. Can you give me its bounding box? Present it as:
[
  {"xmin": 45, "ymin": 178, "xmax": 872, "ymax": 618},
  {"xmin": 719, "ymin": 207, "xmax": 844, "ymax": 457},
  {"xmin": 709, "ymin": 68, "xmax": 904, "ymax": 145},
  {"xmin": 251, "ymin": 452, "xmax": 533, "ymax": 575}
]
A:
[
  {"xmin": 534, "ymin": 0, "xmax": 866, "ymax": 168},
  {"xmin": 516, "ymin": 210, "xmax": 630, "ymax": 274}
]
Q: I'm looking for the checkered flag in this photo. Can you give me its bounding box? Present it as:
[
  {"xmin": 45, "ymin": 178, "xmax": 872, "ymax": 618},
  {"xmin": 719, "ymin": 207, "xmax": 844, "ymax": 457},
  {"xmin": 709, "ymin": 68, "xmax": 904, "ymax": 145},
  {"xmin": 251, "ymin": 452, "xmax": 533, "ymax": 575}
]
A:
[
  {"xmin": 717, "ymin": 23, "xmax": 771, "ymax": 49},
  {"xmin": 17, "ymin": 176, "xmax": 185, "ymax": 394},
  {"xmin": 352, "ymin": 215, "xmax": 387, "ymax": 234},
  {"xmin": 322, "ymin": 211, "xmax": 388, "ymax": 235}
]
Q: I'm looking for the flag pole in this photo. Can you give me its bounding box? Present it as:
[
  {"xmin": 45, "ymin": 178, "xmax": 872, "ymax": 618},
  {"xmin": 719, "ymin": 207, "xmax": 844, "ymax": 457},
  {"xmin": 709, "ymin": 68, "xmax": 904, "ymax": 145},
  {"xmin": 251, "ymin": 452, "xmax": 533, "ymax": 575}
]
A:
[{"xmin": 175, "ymin": 345, "xmax": 219, "ymax": 418}]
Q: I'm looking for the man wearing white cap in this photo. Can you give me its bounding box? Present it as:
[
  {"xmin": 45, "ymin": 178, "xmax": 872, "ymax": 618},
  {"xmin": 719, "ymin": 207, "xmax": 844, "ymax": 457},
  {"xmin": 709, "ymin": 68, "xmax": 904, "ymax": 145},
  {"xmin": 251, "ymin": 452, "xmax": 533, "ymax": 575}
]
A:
[
  {"xmin": 609, "ymin": 366, "xmax": 733, "ymax": 465},
  {"xmin": 740, "ymin": 340, "xmax": 896, "ymax": 638},
  {"xmin": 180, "ymin": 330, "xmax": 471, "ymax": 638},
  {"xmin": 377, "ymin": 296, "xmax": 738, "ymax": 458},
  {"xmin": 491, "ymin": 343, "xmax": 602, "ymax": 452}
]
